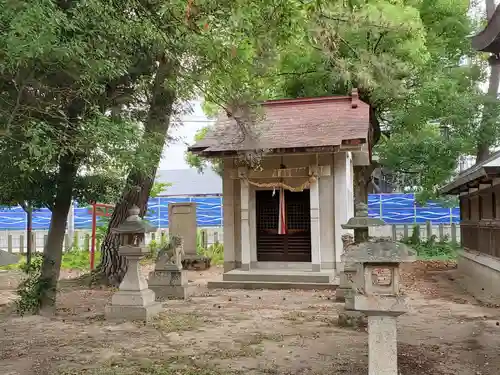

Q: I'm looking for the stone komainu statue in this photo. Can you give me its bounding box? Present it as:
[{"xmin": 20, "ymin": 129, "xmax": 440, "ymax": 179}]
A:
[{"xmin": 157, "ymin": 235, "xmax": 185, "ymax": 266}]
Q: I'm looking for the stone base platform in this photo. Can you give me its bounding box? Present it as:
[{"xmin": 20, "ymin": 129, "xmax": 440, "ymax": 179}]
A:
[
  {"xmin": 105, "ymin": 288, "xmax": 162, "ymax": 321},
  {"xmin": 153, "ymin": 285, "xmax": 190, "ymax": 299},
  {"xmin": 105, "ymin": 302, "xmax": 162, "ymax": 321},
  {"xmin": 181, "ymin": 255, "xmax": 211, "ymax": 271},
  {"xmin": 208, "ymin": 280, "xmax": 338, "ymax": 290},
  {"xmin": 208, "ymin": 268, "xmax": 339, "ymax": 290}
]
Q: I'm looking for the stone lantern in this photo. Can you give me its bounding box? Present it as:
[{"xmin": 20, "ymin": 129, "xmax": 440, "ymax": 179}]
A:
[
  {"xmin": 343, "ymin": 241, "xmax": 415, "ymax": 375},
  {"xmin": 105, "ymin": 206, "xmax": 162, "ymax": 321},
  {"xmin": 336, "ymin": 202, "xmax": 385, "ymax": 303}
]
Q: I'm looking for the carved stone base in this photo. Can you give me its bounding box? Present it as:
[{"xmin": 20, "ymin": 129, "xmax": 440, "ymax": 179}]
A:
[
  {"xmin": 181, "ymin": 255, "xmax": 211, "ymax": 270},
  {"xmin": 335, "ymin": 264, "xmax": 357, "ymax": 302},
  {"xmin": 337, "ymin": 310, "xmax": 368, "ymax": 329},
  {"xmin": 149, "ymin": 269, "xmax": 189, "ymax": 300}
]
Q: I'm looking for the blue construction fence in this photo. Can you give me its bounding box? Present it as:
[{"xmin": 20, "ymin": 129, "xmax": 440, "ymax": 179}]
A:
[
  {"xmin": 368, "ymin": 194, "xmax": 459, "ymax": 224},
  {"xmin": 0, "ymin": 193, "xmax": 458, "ymax": 230}
]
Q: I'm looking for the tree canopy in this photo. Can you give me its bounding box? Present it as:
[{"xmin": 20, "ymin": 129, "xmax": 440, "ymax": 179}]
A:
[{"xmin": 187, "ymin": 0, "xmax": 490, "ymax": 202}]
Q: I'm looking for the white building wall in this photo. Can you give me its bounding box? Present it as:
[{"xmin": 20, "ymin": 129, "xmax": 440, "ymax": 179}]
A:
[{"xmin": 333, "ymin": 152, "xmax": 351, "ymax": 266}]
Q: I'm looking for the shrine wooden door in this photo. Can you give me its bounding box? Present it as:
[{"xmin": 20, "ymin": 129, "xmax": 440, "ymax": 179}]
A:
[{"xmin": 256, "ymin": 189, "xmax": 312, "ymax": 262}]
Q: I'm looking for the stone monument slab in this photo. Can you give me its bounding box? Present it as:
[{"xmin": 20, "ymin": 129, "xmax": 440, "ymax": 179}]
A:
[
  {"xmin": 168, "ymin": 202, "xmax": 210, "ymax": 270},
  {"xmin": 168, "ymin": 202, "xmax": 197, "ymax": 256}
]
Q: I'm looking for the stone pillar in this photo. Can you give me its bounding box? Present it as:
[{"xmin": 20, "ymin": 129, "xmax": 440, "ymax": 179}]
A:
[
  {"xmin": 310, "ymin": 174, "xmax": 321, "ymax": 272},
  {"xmin": 240, "ymin": 179, "xmax": 251, "ymax": 271},
  {"xmin": 368, "ymin": 315, "xmax": 398, "ymax": 375},
  {"xmin": 105, "ymin": 246, "xmax": 162, "ymax": 321}
]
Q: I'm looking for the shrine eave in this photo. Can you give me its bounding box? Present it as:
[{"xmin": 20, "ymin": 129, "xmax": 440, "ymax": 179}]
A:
[{"xmin": 472, "ymin": 5, "xmax": 500, "ymax": 53}]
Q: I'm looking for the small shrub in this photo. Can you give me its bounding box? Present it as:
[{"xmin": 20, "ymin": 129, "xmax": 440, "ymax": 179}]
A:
[
  {"xmin": 401, "ymin": 232, "xmax": 458, "ymax": 260},
  {"xmin": 198, "ymin": 242, "xmax": 223, "ymax": 265},
  {"xmin": 409, "ymin": 224, "xmax": 420, "ymax": 244},
  {"xmin": 15, "ymin": 254, "xmax": 54, "ymax": 316},
  {"xmin": 148, "ymin": 239, "xmax": 160, "ymax": 259}
]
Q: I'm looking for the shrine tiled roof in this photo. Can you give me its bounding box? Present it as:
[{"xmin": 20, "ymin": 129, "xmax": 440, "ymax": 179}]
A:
[{"xmin": 188, "ymin": 90, "xmax": 370, "ymax": 156}]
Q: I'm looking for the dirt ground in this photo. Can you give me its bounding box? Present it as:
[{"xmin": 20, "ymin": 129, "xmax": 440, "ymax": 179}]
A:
[{"xmin": 1, "ymin": 262, "xmax": 500, "ymax": 375}]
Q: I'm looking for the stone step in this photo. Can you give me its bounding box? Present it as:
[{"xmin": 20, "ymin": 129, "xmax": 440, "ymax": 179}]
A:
[
  {"xmin": 222, "ymin": 270, "xmax": 333, "ymax": 284},
  {"xmin": 207, "ymin": 280, "xmax": 338, "ymax": 291}
]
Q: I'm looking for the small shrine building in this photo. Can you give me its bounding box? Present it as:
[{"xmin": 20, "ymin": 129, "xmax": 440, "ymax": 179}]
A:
[{"xmin": 188, "ymin": 89, "xmax": 372, "ymax": 287}]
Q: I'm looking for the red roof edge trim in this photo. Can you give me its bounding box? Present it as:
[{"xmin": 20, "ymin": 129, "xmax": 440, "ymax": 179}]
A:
[{"xmin": 262, "ymin": 95, "xmax": 353, "ymax": 106}]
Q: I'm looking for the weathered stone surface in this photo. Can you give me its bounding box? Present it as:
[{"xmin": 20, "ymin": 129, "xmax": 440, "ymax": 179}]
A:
[
  {"xmin": 368, "ymin": 315, "xmax": 398, "ymax": 375},
  {"xmin": 155, "ymin": 236, "xmax": 184, "ymax": 270},
  {"xmin": 149, "ymin": 269, "xmax": 189, "ymax": 300},
  {"xmin": 110, "ymin": 289, "xmax": 156, "ymax": 306},
  {"xmin": 105, "ymin": 302, "xmax": 162, "ymax": 322},
  {"xmin": 353, "ymin": 295, "xmax": 409, "ymax": 316},
  {"xmin": 337, "ymin": 310, "xmax": 368, "ymax": 329},
  {"xmin": 335, "ymin": 267, "xmax": 356, "ymax": 303},
  {"xmin": 168, "ymin": 202, "xmax": 197, "ymax": 256},
  {"xmin": 182, "ymin": 255, "xmax": 211, "ymax": 270},
  {"xmin": 343, "ymin": 240, "xmax": 416, "ymax": 264},
  {"xmin": 0, "ymin": 250, "xmax": 19, "ymax": 267},
  {"xmin": 105, "ymin": 207, "xmax": 161, "ymax": 321}
]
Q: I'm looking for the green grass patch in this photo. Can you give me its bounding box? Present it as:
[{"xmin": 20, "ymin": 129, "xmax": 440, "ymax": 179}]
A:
[
  {"xmin": 409, "ymin": 241, "xmax": 458, "ymax": 260},
  {"xmin": 0, "ymin": 249, "xmax": 101, "ymax": 271}
]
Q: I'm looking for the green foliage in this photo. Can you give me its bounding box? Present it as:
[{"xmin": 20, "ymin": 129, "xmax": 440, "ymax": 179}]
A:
[
  {"xmin": 150, "ymin": 183, "xmax": 171, "ymax": 198},
  {"xmin": 196, "ymin": 230, "xmax": 223, "ymax": 265},
  {"xmin": 61, "ymin": 250, "xmax": 102, "ymax": 270},
  {"xmin": 95, "ymin": 217, "xmax": 110, "ymax": 245},
  {"xmin": 199, "ymin": 243, "xmax": 224, "ymax": 266},
  {"xmin": 185, "ymin": 126, "xmax": 223, "ymax": 176},
  {"xmin": 272, "ymin": 0, "xmax": 484, "ymax": 198},
  {"xmin": 190, "ymin": 0, "xmax": 487, "ymax": 199},
  {"xmin": 147, "ymin": 235, "xmax": 169, "ymax": 260},
  {"xmin": 402, "ymin": 229, "xmax": 459, "ymax": 260},
  {"xmin": 15, "ymin": 254, "xmax": 53, "ymax": 316}
]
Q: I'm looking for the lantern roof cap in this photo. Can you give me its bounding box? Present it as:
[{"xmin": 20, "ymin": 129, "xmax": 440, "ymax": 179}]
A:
[
  {"xmin": 343, "ymin": 240, "xmax": 416, "ymax": 263},
  {"xmin": 341, "ymin": 202, "xmax": 385, "ymax": 229},
  {"xmin": 111, "ymin": 205, "xmax": 156, "ymax": 234}
]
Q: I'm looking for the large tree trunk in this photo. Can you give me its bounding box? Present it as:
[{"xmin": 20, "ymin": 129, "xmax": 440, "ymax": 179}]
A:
[
  {"xmin": 352, "ymin": 99, "xmax": 380, "ymax": 242},
  {"xmin": 94, "ymin": 56, "xmax": 177, "ymax": 286},
  {"xmin": 353, "ymin": 165, "xmax": 376, "ymax": 242},
  {"xmin": 39, "ymin": 157, "xmax": 78, "ymax": 314},
  {"xmin": 476, "ymin": 56, "xmax": 500, "ymax": 162},
  {"xmin": 476, "ymin": 0, "xmax": 500, "ymax": 163},
  {"xmin": 20, "ymin": 201, "xmax": 33, "ymax": 265}
]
